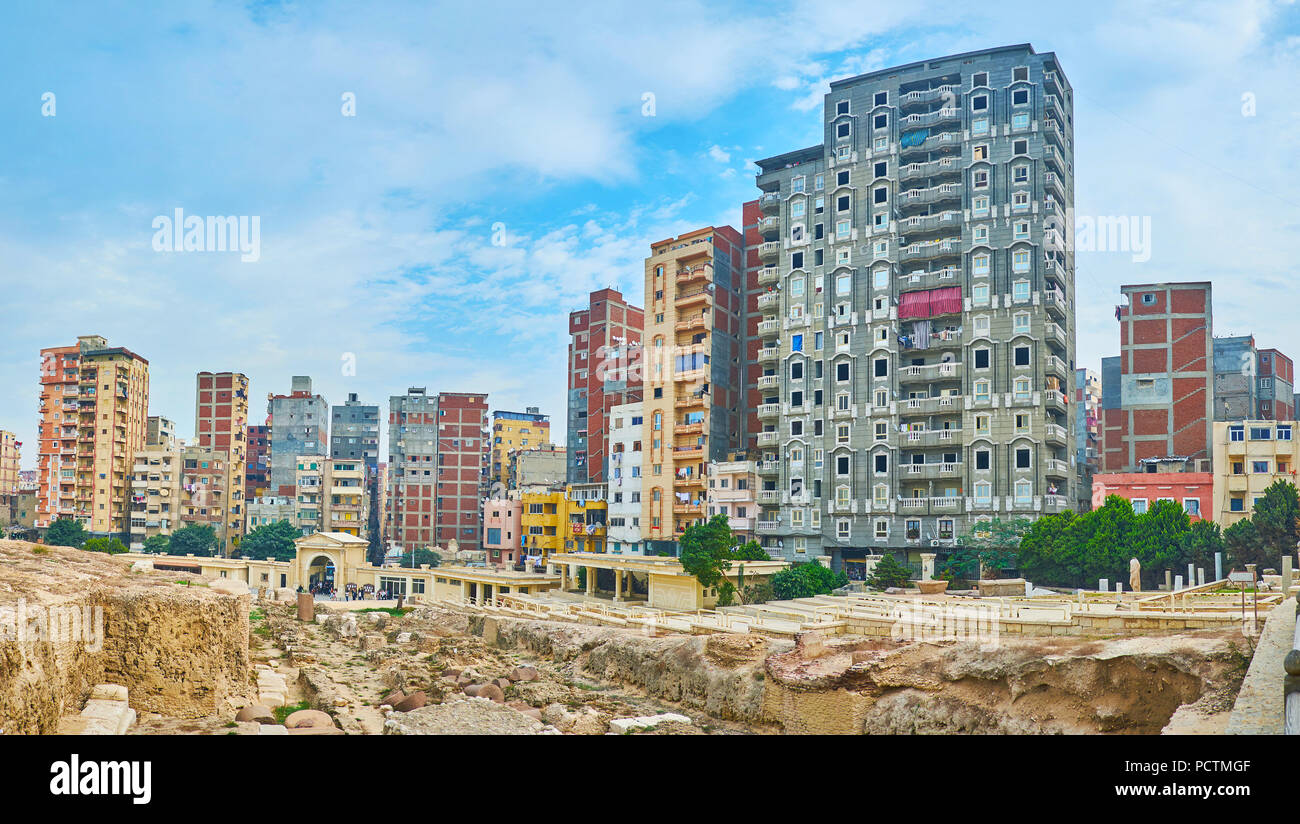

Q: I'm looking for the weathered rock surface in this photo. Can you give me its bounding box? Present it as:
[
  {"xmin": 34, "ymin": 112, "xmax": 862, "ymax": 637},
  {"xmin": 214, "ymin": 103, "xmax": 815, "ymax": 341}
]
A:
[{"xmin": 383, "ymin": 697, "xmax": 555, "ymax": 735}]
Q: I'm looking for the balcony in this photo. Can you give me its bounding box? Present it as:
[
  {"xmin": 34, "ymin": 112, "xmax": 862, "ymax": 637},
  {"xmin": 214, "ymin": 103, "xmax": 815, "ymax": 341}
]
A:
[
  {"xmin": 1047, "ymin": 354, "xmax": 1069, "ymax": 379},
  {"xmin": 900, "ymin": 395, "xmax": 961, "ymax": 414},
  {"xmin": 1045, "ymin": 321, "xmax": 1066, "ymax": 347},
  {"xmin": 929, "ymin": 496, "xmax": 964, "ymax": 513},
  {"xmin": 675, "ymin": 288, "xmax": 710, "ymax": 310},
  {"xmin": 898, "ymin": 498, "xmax": 930, "ymax": 514},
  {"xmin": 757, "ymin": 403, "xmax": 780, "ymax": 420},
  {"xmin": 757, "ymin": 489, "xmax": 779, "ymax": 503},
  {"xmin": 899, "ymin": 238, "xmax": 961, "ymax": 262},
  {"xmin": 756, "ymin": 520, "xmax": 783, "ymax": 534},
  {"xmin": 1043, "ymin": 494, "xmax": 1070, "ymax": 513},
  {"xmin": 1044, "ymin": 172, "xmax": 1067, "ymax": 201},
  {"xmin": 756, "ymin": 292, "xmax": 779, "ymax": 310},
  {"xmin": 758, "ymin": 192, "xmax": 781, "ymax": 214},
  {"xmin": 899, "ymin": 106, "xmax": 959, "ymax": 128},
  {"xmin": 673, "ymin": 503, "xmax": 705, "ymax": 516},
  {"xmin": 757, "ymin": 318, "xmax": 780, "ymax": 337},
  {"xmin": 897, "ymin": 210, "xmax": 961, "ymax": 234},
  {"xmin": 898, "ymin": 182, "xmax": 962, "ymax": 209},
  {"xmin": 758, "ymin": 346, "xmax": 779, "ymax": 363},
  {"xmin": 902, "ymin": 428, "xmax": 961, "ymax": 446},
  {"xmin": 673, "ymin": 475, "xmax": 705, "ymax": 489},
  {"xmin": 675, "ymin": 315, "xmax": 707, "ymax": 333},
  {"xmin": 1045, "ymin": 458, "xmax": 1070, "ymax": 478},
  {"xmin": 756, "ymin": 265, "xmax": 780, "ymax": 287},
  {"xmin": 673, "ymin": 445, "xmax": 704, "ymax": 461},
  {"xmin": 674, "ymin": 422, "xmax": 704, "ymax": 436},
  {"xmin": 898, "ymin": 157, "xmax": 961, "ymax": 182},
  {"xmin": 757, "ymin": 216, "xmax": 780, "ymax": 236},
  {"xmin": 757, "ymin": 374, "xmax": 779, "ymax": 390},
  {"xmin": 1045, "ymin": 289, "xmax": 1068, "ymax": 319},
  {"xmin": 1045, "ymin": 392, "xmax": 1067, "ymax": 413},
  {"xmin": 756, "ymin": 431, "xmax": 779, "ymax": 446},
  {"xmin": 898, "ymin": 362, "xmax": 962, "ymax": 383},
  {"xmin": 902, "ymin": 462, "xmax": 962, "ymax": 479},
  {"xmin": 1045, "ymin": 423, "xmax": 1068, "ymax": 445},
  {"xmin": 674, "ymin": 368, "xmax": 706, "ymax": 384},
  {"xmin": 674, "ymin": 394, "xmax": 706, "ymax": 409},
  {"xmin": 758, "ymin": 241, "xmax": 780, "ymax": 263}
]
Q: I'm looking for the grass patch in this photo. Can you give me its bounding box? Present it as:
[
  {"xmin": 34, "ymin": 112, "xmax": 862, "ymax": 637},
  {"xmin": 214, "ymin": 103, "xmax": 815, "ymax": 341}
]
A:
[
  {"xmin": 354, "ymin": 606, "xmax": 413, "ymax": 617},
  {"xmin": 273, "ymin": 701, "xmax": 312, "ymax": 725},
  {"xmin": 31, "ymin": 546, "xmax": 48, "ymax": 555},
  {"xmin": 250, "ymin": 608, "xmax": 266, "ymax": 622}
]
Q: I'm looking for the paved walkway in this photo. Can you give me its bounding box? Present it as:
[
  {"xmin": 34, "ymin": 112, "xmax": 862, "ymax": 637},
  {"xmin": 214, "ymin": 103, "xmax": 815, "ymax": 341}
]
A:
[{"xmin": 1226, "ymin": 597, "xmax": 1294, "ymax": 735}]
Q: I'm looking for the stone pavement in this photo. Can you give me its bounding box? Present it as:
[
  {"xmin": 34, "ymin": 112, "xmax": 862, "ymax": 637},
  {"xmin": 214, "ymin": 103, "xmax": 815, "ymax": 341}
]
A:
[{"xmin": 1226, "ymin": 597, "xmax": 1294, "ymax": 734}]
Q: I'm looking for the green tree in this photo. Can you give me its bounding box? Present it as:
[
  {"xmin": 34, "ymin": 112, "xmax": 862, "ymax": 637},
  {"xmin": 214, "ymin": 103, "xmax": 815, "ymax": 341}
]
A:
[
  {"xmin": 45, "ymin": 517, "xmax": 87, "ymax": 548},
  {"xmin": 1225, "ymin": 518, "xmax": 1267, "ymax": 571},
  {"xmin": 866, "ymin": 552, "xmax": 912, "ymax": 590},
  {"xmin": 1181, "ymin": 519, "xmax": 1224, "ymax": 571},
  {"xmin": 1251, "ymin": 479, "xmax": 1300, "ymax": 568},
  {"xmin": 731, "ymin": 540, "xmax": 770, "ymax": 562},
  {"xmin": 239, "ymin": 520, "xmax": 301, "ymax": 562},
  {"xmin": 771, "ymin": 562, "xmax": 849, "ymax": 599},
  {"xmin": 399, "ymin": 547, "xmax": 440, "ymax": 568},
  {"xmin": 168, "ymin": 523, "xmax": 217, "ymax": 556},
  {"xmin": 141, "ymin": 534, "xmax": 171, "ymax": 555},
  {"xmin": 83, "ymin": 536, "xmax": 128, "ymax": 555},
  {"xmin": 947, "ymin": 516, "xmax": 1032, "ymax": 581},
  {"xmin": 678, "ymin": 514, "xmax": 737, "ymax": 589},
  {"xmin": 1130, "ymin": 499, "xmax": 1191, "ymax": 588}
]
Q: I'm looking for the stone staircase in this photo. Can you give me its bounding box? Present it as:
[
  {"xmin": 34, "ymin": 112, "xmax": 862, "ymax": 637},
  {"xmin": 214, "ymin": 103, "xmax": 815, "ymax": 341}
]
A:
[{"xmin": 58, "ymin": 684, "xmax": 136, "ymax": 735}]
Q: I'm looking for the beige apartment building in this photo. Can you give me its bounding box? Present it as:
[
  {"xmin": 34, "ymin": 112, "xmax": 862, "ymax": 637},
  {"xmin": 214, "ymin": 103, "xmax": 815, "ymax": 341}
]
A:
[
  {"xmin": 0, "ymin": 431, "xmax": 20, "ymax": 512},
  {"xmin": 706, "ymin": 457, "xmax": 760, "ymax": 546},
  {"xmin": 640, "ymin": 227, "xmax": 747, "ymax": 553},
  {"xmin": 1213, "ymin": 420, "xmax": 1299, "ymax": 526},
  {"xmin": 293, "ymin": 456, "xmax": 368, "ymax": 538},
  {"xmin": 74, "ymin": 336, "xmax": 150, "ymax": 536},
  {"xmin": 129, "ymin": 440, "xmax": 244, "ymax": 553},
  {"xmin": 490, "ymin": 408, "xmax": 551, "ymax": 487}
]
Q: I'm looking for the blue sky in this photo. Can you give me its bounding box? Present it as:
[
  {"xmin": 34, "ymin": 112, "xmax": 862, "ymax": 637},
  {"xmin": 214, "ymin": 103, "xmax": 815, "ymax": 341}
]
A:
[{"xmin": 2, "ymin": 0, "xmax": 1299, "ymax": 469}]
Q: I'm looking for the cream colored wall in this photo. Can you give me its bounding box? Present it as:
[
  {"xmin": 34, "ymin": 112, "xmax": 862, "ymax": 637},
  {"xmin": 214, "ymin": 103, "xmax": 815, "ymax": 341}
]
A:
[{"xmin": 648, "ymin": 572, "xmax": 701, "ymax": 611}]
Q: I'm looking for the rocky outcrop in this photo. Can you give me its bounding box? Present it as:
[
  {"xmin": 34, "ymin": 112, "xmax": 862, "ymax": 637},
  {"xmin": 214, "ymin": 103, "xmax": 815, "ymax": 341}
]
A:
[
  {"xmin": 441, "ymin": 603, "xmax": 1244, "ymax": 735},
  {"xmin": 0, "ymin": 540, "xmax": 252, "ymax": 734}
]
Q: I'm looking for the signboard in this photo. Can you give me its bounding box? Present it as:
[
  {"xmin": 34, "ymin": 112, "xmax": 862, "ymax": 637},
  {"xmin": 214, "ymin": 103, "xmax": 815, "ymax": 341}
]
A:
[{"xmin": 1229, "ymin": 571, "xmax": 1254, "ymax": 583}]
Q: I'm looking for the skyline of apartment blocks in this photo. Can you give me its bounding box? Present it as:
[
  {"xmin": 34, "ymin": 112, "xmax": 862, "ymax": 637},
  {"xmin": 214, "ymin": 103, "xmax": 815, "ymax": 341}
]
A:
[
  {"xmin": 386, "ymin": 388, "xmax": 488, "ymax": 554},
  {"xmin": 267, "ymin": 375, "xmax": 328, "ymax": 496},
  {"xmin": 754, "ymin": 44, "xmax": 1076, "ymax": 569},
  {"xmin": 491, "ymin": 408, "xmax": 550, "ymax": 487},
  {"xmin": 1103, "ymin": 282, "xmax": 1213, "ymax": 473},
  {"xmin": 566, "ymin": 288, "xmax": 643, "ymax": 483},
  {"xmin": 292, "ymin": 455, "xmax": 368, "ymax": 537},
  {"xmin": 641, "ymin": 226, "xmax": 747, "ymax": 553},
  {"xmin": 129, "ymin": 440, "xmax": 241, "ymax": 552},
  {"xmin": 607, "ymin": 400, "xmax": 643, "ymax": 554},
  {"xmin": 195, "ymin": 371, "xmax": 249, "ymax": 541}
]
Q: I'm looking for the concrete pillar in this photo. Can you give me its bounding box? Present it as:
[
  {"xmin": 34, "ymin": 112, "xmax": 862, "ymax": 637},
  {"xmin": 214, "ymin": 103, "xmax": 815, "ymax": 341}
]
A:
[
  {"xmin": 1284, "ymin": 556, "xmax": 1294, "ymax": 594},
  {"xmin": 585, "ymin": 566, "xmax": 594, "ymax": 597},
  {"xmin": 461, "ymin": 580, "xmax": 469, "ymax": 604},
  {"xmin": 1197, "ymin": 568, "xmax": 1206, "ymax": 587},
  {"xmin": 1175, "ymin": 574, "xmax": 1184, "ymax": 590},
  {"xmin": 1215, "ymin": 552, "xmax": 1223, "ymax": 582},
  {"xmin": 1187, "ymin": 563, "xmax": 1195, "ymax": 587},
  {"xmin": 1164, "ymin": 569, "xmax": 1172, "ymax": 591},
  {"xmin": 559, "ymin": 565, "xmax": 567, "ymax": 590},
  {"xmin": 296, "ymin": 591, "xmax": 314, "ymax": 622},
  {"xmin": 920, "ymin": 552, "xmax": 936, "ymax": 582},
  {"xmin": 1099, "ymin": 578, "xmax": 1108, "ymax": 592}
]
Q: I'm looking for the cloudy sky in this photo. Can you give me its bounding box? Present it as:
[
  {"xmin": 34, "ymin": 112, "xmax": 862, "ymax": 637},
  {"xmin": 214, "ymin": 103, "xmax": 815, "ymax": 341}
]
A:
[{"xmin": 2, "ymin": 0, "xmax": 1298, "ymax": 469}]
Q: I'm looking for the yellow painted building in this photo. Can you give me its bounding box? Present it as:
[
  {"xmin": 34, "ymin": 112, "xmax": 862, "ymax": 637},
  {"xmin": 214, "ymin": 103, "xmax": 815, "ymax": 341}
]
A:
[
  {"xmin": 1213, "ymin": 420, "xmax": 1299, "ymax": 526},
  {"xmin": 74, "ymin": 336, "xmax": 150, "ymax": 536},
  {"xmin": 490, "ymin": 409, "xmax": 551, "ymax": 486},
  {"xmin": 520, "ymin": 484, "xmax": 607, "ymax": 560}
]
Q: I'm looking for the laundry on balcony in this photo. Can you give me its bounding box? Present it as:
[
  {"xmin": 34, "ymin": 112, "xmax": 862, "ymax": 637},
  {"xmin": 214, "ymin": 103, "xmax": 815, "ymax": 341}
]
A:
[{"xmin": 900, "ymin": 128, "xmax": 930, "ymax": 148}]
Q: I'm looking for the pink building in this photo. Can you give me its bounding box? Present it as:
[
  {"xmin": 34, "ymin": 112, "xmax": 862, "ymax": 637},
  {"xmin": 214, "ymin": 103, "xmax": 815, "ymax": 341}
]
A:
[
  {"xmin": 1091, "ymin": 469, "xmax": 1213, "ymax": 521},
  {"xmin": 483, "ymin": 498, "xmax": 523, "ymax": 566},
  {"xmin": 706, "ymin": 459, "xmax": 758, "ymax": 543}
]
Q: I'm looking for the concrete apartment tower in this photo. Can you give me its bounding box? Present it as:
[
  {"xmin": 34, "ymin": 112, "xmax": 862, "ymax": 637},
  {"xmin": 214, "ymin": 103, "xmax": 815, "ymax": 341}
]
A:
[
  {"xmin": 640, "ymin": 226, "xmax": 747, "ymax": 554},
  {"xmin": 331, "ymin": 392, "xmax": 381, "ymax": 548},
  {"xmin": 1257, "ymin": 349, "xmax": 1295, "ymax": 420},
  {"xmin": 1103, "ymin": 282, "xmax": 1213, "ymax": 472},
  {"xmin": 267, "ymin": 376, "xmax": 328, "ymax": 496},
  {"xmin": 0, "ymin": 431, "xmax": 20, "ymax": 516},
  {"xmin": 35, "ymin": 343, "xmax": 82, "ymax": 527},
  {"xmin": 753, "ymin": 44, "xmax": 1076, "ymax": 570},
  {"xmin": 66, "ymin": 336, "xmax": 151, "ymax": 537},
  {"xmin": 386, "ymin": 388, "xmax": 489, "ymax": 554},
  {"xmin": 567, "ymin": 289, "xmax": 644, "ymax": 483},
  {"xmin": 1074, "ymin": 368, "xmax": 1101, "ymax": 510},
  {"xmin": 195, "ymin": 371, "xmax": 250, "ymax": 544}
]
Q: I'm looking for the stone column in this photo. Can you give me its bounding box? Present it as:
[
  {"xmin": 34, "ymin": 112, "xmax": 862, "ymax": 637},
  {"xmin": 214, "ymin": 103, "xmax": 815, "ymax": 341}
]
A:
[
  {"xmin": 585, "ymin": 566, "xmax": 594, "ymax": 597},
  {"xmin": 920, "ymin": 552, "xmax": 936, "ymax": 582},
  {"xmin": 1215, "ymin": 552, "xmax": 1223, "ymax": 582},
  {"xmin": 1284, "ymin": 556, "xmax": 1294, "ymax": 594},
  {"xmin": 614, "ymin": 569, "xmax": 623, "ymax": 602}
]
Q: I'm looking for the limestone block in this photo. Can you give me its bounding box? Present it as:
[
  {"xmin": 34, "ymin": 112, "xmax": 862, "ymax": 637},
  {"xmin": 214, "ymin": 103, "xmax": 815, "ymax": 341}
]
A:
[
  {"xmin": 90, "ymin": 684, "xmax": 128, "ymax": 702},
  {"xmin": 235, "ymin": 705, "xmax": 275, "ymax": 724},
  {"xmin": 609, "ymin": 713, "xmax": 692, "ymax": 734},
  {"xmin": 258, "ymin": 724, "xmax": 287, "ymax": 735}
]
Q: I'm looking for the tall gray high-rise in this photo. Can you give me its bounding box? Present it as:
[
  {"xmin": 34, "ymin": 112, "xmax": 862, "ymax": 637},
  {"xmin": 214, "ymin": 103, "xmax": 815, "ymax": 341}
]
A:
[
  {"xmin": 267, "ymin": 375, "xmax": 329, "ymax": 497},
  {"xmin": 330, "ymin": 393, "xmax": 380, "ymax": 469},
  {"xmin": 752, "ymin": 44, "xmax": 1076, "ymax": 573}
]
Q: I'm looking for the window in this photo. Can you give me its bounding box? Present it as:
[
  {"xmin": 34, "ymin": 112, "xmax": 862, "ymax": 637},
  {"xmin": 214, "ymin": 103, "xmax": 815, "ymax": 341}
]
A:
[
  {"xmin": 974, "ymin": 348, "xmax": 990, "ymax": 369},
  {"xmin": 1230, "ymin": 497, "xmax": 1245, "ymax": 512},
  {"xmin": 874, "ymin": 161, "xmax": 887, "ymax": 178},
  {"xmin": 1250, "ymin": 426, "xmax": 1272, "ymax": 440},
  {"xmin": 1131, "ymin": 498, "xmax": 1148, "ymax": 514},
  {"xmin": 792, "ymin": 176, "xmax": 805, "ymax": 193},
  {"xmin": 874, "ymin": 421, "xmax": 887, "ymax": 441},
  {"xmin": 974, "ymin": 481, "xmax": 992, "ymax": 502},
  {"xmin": 972, "ymin": 94, "xmax": 988, "ymax": 111},
  {"xmin": 974, "ymin": 379, "xmax": 990, "ymax": 402},
  {"xmin": 874, "ymin": 453, "xmax": 888, "ymax": 474},
  {"xmin": 972, "ymin": 169, "xmax": 989, "ymax": 189},
  {"xmin": 1012, "ymin": 251, "xmax": 1031, "ymax": 273},
  {"xmin": 1012, "ymin": 164, "xmax": 1029, "ymax": 184},
  {"xmin": 873, "ymin": 136, "xmax": 887, "ymax": 151},
  {"xmin": 1013, "ymin": 66, "xmax": 1029, "ymax": 82},
  {"xmin": 873, "ymin": 268, "xmax": 889, "ymax": 289},
  {"xmin": 875, "ymin": 519, "xmax": 888, "ymax": 538},
  {"xmin": 1252, "ymin": 460, "xmax": 1270, "ymax": 473},
  {"xmin": 791, "ymin": 200, "xmax": 805, "ymax": 218},
  {"xmin": 874, "ymin": 358, "xmax": 888, "ymax": 378},
  {"xmin": 1184, "ymin": 498, "xmax": 1201, "ymax": 517},
  {"xmin": 973, "ymin": 144, "xmax": 988, "ymax": 161},
  {"xmin": 973, "ymin": 225, "xmax": 988, "ymax": 244},
  {"xmin": 972, "ymin": 283, "xmax": 990, "ymax": 304},
  {"xmin": 1012, "ymin": 112, "xmax": 1029, "ymax": 130},
  {"xmin": 838, "ymin": 194, "xmax": 852, "ymax": 211},
  {"xmin": 972, "ymin": 117, "xmax": 989, "ymax": 135},
  {"xmin": 874, "ymin": 113, "xmax": 888, "ymax": 129},
  {"xmin": 873, "ymin": 187, "xmax": 888, "ymax": 205},
  {"xmin": 1012, "ymin": 88, "xmax": 1029, "ymax": 106},
  {"xmin": 972, "ymin": 196, "xmax": 990, "ymax": 217},
  {"xmin": 814, "ymin": 175, "xmax": 824, "ymax": 191},
  {"xmin": 1014, "ymin": 377, "xmax": 1031, "ymax": 400},
  {"xmin": 874, "ymin": 91, "xmax": 887, "ymax": 106},
  {"xmin": 836, "ymin": 455, "xmax": 850, "ymax": 476},
  {"xmin": 1014, "ymin": 345, "xmax": 1031, "ymax": 366},
  {"xmin": 836, "ymin": 100, "xmax": 849, "ymax": 115},
  {"xmin": 1279, "ymin": 425, "xmax": 1292, "ymax": 441},
  {"xmin": 836, "ymin": 361, "xmax": 850, "ymax": 382},
  {"xmin": 975, "ymin": 449, "xmax": 990, "ymax": 470},
  {"xmin": 976, "ymin": 414, "xmax": 990, "ymax": 435},
  {"xmin": 972, "ymin": 253, "xmax": 990, "ymax": 276},
  {"xmin": 973, "ymin": 72, "xmax": 987, "ymax": 87},
  {"xmin": 1014, "ymin": 312, "xmax": 1030, "ymax": 333},
  {"xmin": 836, "ymin": 219, "xmax": 851, "ymax": 238},
  {"xmin": 1229, "ymin": 425, "xmax": 1244, "ymax": 442},
  {"xmin": 837, "ymin": 170, "xmax": 850, "ymax": 186},
  {"xmin": 1016, "ymin": 447, "xmax": 1031, "ymax": 469},
  {"xmin": 1014, "ymin": 479, "xmax": 1032, "ymax": 503},
  {"xmin": 791, "ymin": 334, "xmax": 803, "ymax": 352},
  {"xmin": 1014, "ymin": 221, "xmax": 1030, "ymax": 240},
  {"xmin": 973, "ymin": 314, "xmax": 990, "ymax": 335}
]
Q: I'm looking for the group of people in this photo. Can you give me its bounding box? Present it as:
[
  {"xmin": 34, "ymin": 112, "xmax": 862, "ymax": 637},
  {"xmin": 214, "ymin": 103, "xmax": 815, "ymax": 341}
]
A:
[{"xmin": 299, "ymin": 581, "xmax": 396, "ymax": 601}]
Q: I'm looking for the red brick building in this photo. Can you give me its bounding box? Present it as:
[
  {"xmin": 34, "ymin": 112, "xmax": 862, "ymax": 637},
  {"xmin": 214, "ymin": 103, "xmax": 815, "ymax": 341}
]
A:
[
  {"xmin": 1257, "ymin": 348, "xmax": 1295, "ymax": 420},
  {"xmin": 245, "ymin": 424, "xmax": 269, "ymax": 499},
  {"xmin": 386, "ymin": 389, "xmax": 488, "ymax": 554},
  {"xmin": 1103, "ymin": 282, "xmax": 1214, "ymax": 472},
  {"xmin": 566, "ymin": 288, "xmax": 643, "ymax": 483}
]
